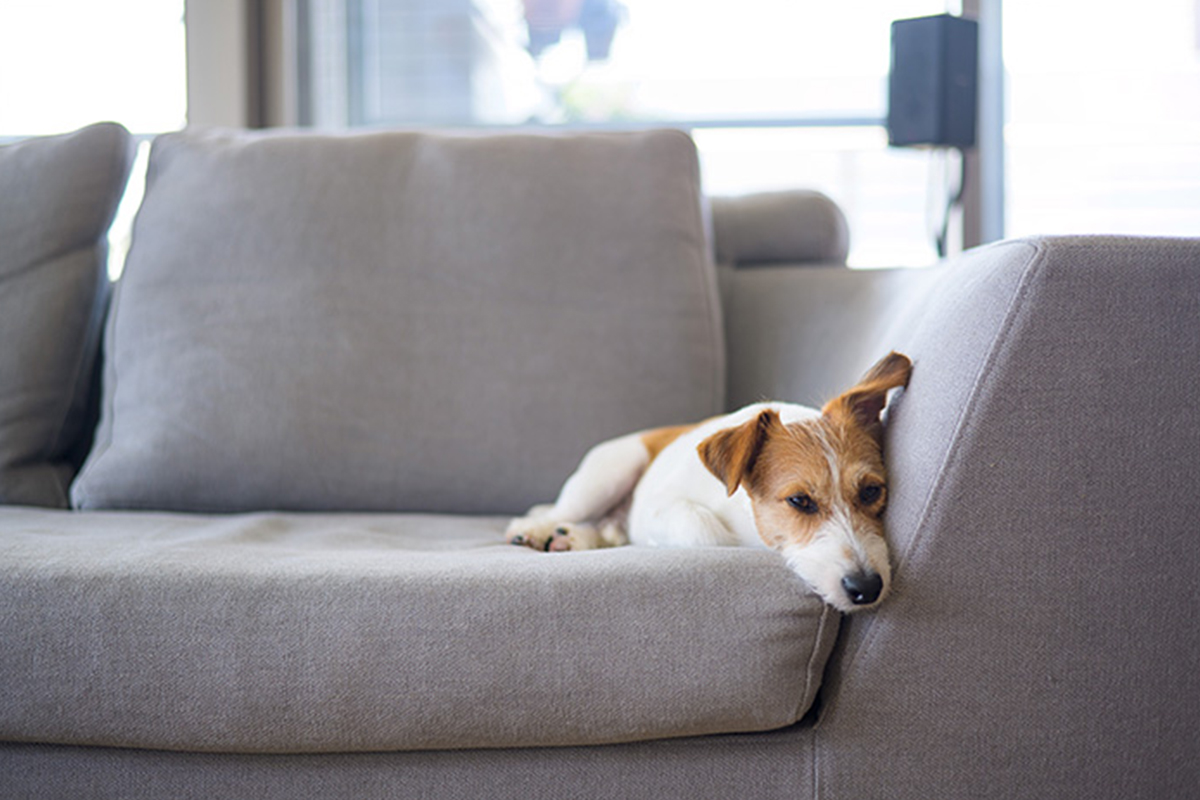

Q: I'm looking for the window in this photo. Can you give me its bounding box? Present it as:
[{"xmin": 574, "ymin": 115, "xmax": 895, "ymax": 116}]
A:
[
  {"xmin": 298, "ymin": 0, "xmax": 947, "ymax": 266},
  {"xmin": 297, "ymin": 1, "xmax": 1200, "ymax": 263},
  {"xmin": 8, "ymin": 2, "xmax": 1191, "ymax": 270},
  {"xmin": 302, "ymin": 0, "xmax": 940, "ymax": 128},
  {"xmin": 0, "ymin": 0, "xmax": 187, "ymax": 277},
  {"xmin": 1003, "ymin": 0, "xmax": 1200, "ymax": 238},
  {"xmin": 0, "ymin": 1, "xmax": 186, "ymax": 137}
]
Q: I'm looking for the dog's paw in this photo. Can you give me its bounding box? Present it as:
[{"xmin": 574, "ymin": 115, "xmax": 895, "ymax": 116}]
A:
[
  {"xmin": 504, "ymin": 516, "xmax": 552, "ymax": 549},
  {"xmin": 505, "ymin": 518, "xmax": 601, "ymax": 552}
]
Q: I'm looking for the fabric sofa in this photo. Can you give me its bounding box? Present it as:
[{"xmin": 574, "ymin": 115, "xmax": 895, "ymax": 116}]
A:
[{"xmin": 2, "ymin": 123, "xmax": 1197, "ymax": 799}]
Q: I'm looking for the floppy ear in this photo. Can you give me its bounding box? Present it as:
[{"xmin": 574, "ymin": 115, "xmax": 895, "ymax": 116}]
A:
[
  {"xmin": 697, "ymin": 409, "xmax": 780, "ymax": 496},
  {"xmin": 822, "ymin": 351, "xmax": 913, "ymax": 439}
]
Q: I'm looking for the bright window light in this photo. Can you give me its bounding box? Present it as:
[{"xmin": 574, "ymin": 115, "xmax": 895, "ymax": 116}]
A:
[
  {"xmin": 1003, "ymin": 0, "xmax": 1200, "ymax": 238},
  {"xmin": 0, "ymin": 0, "xmax": 186, "ymax": 137}
]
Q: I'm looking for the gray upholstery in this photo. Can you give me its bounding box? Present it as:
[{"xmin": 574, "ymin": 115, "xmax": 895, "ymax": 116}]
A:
[
  {"xmin": 710, "ymin": 190, "xmax": 849, "ymax": 267},
  {"xmin": 72, "ymin": 127, "xmax": 722, "ymax": 515},
  {"xmin": 816, "ymin": 235, "xmax": 1200, "ymax": 799},
  {"xmin": 1, "ymin": 730, "xmax": 817, "ymax": 800},
  {"xmin": 720, "ymin": 263, "xmax": 940, "ymax": 409},
  {"xmin": 0, "ymin": 506, "xmax": 837, "ymax": 753},
  {"xmin": 4, "ymin": 123, "xmax": 1200, "ymax": 800},
  {"xmin": 0, "ymin": 122, "xmax": 131, "ymax": 507}
]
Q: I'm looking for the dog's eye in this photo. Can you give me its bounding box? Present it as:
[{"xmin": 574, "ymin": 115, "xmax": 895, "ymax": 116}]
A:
[
  {"xmin": 787, "ymin": 494, "xmax": 819, "ymax": 515},
  {"xmin": 858, "ymin": 484, "xmax": 884, "ymax": 506}
]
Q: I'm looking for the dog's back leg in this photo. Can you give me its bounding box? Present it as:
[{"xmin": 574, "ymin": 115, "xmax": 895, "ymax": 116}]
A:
[
  {"xmin": 631, "ymin": 498, "xmax": 739, "ymax": 548},
  {"xmin": 548, "ymin": 433, "xmax": 649, "ymax": 522},
  {"xmin": 507, "ymin": 433, "xmax": 650, "ymax": 551}
]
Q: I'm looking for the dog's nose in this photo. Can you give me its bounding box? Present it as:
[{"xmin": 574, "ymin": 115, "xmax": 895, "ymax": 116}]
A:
[{"xmin": 842, "ymin": 572, "xmax": 884, "ymax": 606}]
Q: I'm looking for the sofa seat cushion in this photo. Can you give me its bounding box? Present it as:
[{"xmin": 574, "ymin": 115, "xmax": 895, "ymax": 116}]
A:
[{"xmin": 0, "ymin": 507, "xmax": 838, "ymax": 754}]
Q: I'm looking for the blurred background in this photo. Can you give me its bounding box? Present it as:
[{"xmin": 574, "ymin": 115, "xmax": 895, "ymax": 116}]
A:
[{"xmin": 2, "ymin": 0, "xmax": 1197, "ymax": 269}]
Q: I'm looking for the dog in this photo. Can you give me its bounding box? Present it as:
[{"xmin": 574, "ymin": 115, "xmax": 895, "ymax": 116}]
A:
[{"xmin": 506, "ymin": 352, "xmax": 912, "ymax": 613}]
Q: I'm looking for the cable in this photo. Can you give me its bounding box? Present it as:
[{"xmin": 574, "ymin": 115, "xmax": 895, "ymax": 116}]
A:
[{"xmin": 934, "ymin": 146, "xmax": 967, "ymax": 259}]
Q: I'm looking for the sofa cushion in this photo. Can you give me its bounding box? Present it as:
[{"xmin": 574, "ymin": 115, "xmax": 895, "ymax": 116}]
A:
[
  {"xmin": 0, "ymin": 507, "xmax": 838, "ymax": 753},
  {"xmin": 71, "ymin": 127, "xmax": 723, "ymax": 515},
  {"xmin": 710, "ymin": 190, "xmax": 849, "ymax": 267},
  {"xmin": 0, "ymin": 123, "xmax": 132, "ymax": 507}
]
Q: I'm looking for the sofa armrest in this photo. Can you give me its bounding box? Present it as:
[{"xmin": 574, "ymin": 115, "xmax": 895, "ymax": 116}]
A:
[
  {"xmin": 815, "ymin": 235, "xmax": 1200, "ymax": 798},
  {"xmin": 710, "ymin": 190, "xmax": 849, "ymax": 267}
]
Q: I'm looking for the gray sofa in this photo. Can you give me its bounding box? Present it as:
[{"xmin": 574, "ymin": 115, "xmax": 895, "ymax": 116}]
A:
[{"xmin": 2, "ymin": 123, "xmax": 1198, "ymax": 799}]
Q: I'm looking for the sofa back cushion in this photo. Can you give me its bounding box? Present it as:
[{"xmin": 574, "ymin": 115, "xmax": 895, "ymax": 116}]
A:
[
  {"xmin": 72, "ymin": 128, "xmax": 722, "ymax": 514},
  {"xmin": 0, "ymin": 122, "xmax": 132, "ymax": 507}
]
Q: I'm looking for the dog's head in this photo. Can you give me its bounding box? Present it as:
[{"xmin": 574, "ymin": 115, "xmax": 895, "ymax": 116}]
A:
[{"xmin": 697, "ymin": 352, "xmax": 912, "ymax": 612}]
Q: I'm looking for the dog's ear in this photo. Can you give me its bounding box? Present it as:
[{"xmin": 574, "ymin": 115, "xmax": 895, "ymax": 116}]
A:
[
  {"xmin": 823, "ymin": 351, "xmax": 913, "ymax": 440},
  {"xmin": 697, "ymin": 409, "xmax": 780, "ymax": 496}
]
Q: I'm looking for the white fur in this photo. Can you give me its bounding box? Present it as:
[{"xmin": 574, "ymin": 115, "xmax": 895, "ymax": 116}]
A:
[
  {"xmin": 781, "ymin": 518, "xmax": 892, "ymax": 614},
  {"xmin": 628, "ymin": 402, "xmax": 818, "ymax": 549},
  {"xmin": 505, "ymin": 433, "xmax": 645, "ymax": 552},
  {"xmin": 544, "ymin": 432, "xmax": 648, "ymax": 523},
  {"xmin": 505, "ymin": 402, "xmax": 889, "ymax": 612}
]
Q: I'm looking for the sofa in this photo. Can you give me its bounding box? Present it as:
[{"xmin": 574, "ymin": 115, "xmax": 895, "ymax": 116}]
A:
[{"xmin": 2, "ymin": 122, "xmax": 1197, "ymax": 799}]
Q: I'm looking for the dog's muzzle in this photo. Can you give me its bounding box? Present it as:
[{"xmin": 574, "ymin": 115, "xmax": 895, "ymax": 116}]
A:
[{"xmin": 841, "ymin": 571, "xmax": 884, "ymax": 606}]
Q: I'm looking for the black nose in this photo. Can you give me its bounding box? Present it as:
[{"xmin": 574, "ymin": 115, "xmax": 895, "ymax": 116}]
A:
[{"xmin": 842, "ymin": 572, "xmax": 884, "ymax": 606}]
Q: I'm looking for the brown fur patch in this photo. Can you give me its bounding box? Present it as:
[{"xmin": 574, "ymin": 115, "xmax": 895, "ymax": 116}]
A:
[
  {"xmin": 693, "ymin": 353, "xmax": 910, "ymax": 552},
  {"xmin": 696, "ymin": 410, "xmax": 778, "ymax": 497},
  {"xmin": 817, "ymin": 416, "xmax": 889, "ymax": 524},
  {"xmin": 822, "ymin": 351, "xmax": 912, "ymax": 442},
  {"xmin": 744, "ymin": 415, "xmax": 890, "ymax": 549},
  {"xmin": 743, "ymin": 421, "xmax": 830, "ymax": 548},
  {"xmin": 640, "ymin": 424, "xmax": 700, "ymax": 463}
]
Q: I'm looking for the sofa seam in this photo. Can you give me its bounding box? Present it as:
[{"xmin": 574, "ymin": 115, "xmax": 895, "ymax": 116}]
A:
[
  {"xmin": 720, "ymin": 199, "xmax": 743, "ymax": 267},
  {"xmin": 69, "ymin": 253, "xmax": 124, "ymax": 510},
  {"xmin": 802, "ymin": 604, "xmax": 838, "ymax": 800},
  {"xmin": 853, "ymin": 239, "xmax": 1047, "ymax": 662},
  {"xmin": 41, "ymin": 249, "xmax": 110, "ymax": 505},
  {"xmin": 796, "ymin": 604, "xmax": 833, "ymax": 722},
  {"xmin": 700, "ymin": 151, "xmax": 727, "ymax": 414},
  {"xmin": 810, "ymin": 237, "xmax": 1049, "ymax": 797},
  {"xmin": 44, "ymin": 126, "xmax": 132, "ymax": 506},
  {"xmin": 671, "ymin": 128, "xmax": 727, "ymax": 414}
]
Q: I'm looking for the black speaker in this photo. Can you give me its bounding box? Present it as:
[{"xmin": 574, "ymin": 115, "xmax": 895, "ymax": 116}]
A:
[{"xmin": 887, "ymin": 14, "xmax": 978, "ymax": 148}]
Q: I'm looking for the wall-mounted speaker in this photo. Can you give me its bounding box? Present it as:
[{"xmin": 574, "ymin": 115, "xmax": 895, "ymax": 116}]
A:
[{"xmin": 887, "ymin": 14, "xmax": 979, "ymax": 148}]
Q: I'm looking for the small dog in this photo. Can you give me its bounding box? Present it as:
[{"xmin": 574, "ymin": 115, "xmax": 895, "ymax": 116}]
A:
[{"xmin": 506, "ymin": 352, "xmax": 912, "ymax": 613}]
